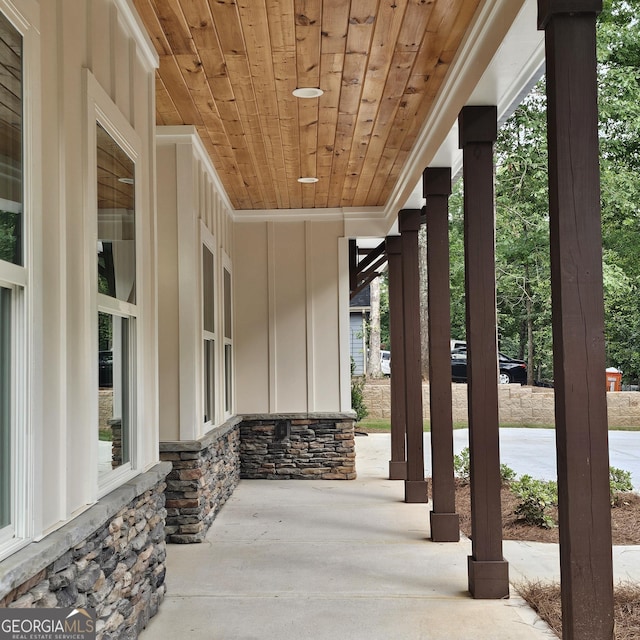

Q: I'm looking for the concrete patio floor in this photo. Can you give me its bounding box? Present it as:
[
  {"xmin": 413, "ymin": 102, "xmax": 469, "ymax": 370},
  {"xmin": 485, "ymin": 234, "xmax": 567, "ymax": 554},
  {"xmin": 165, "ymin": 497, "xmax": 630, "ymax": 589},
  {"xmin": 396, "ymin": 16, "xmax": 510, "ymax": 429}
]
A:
[
  {"xmin": 141, "ymin": 431, "xmax": 640, "ymax": 640},
  {"xmin": 140, "ymin": 434, "xmax": 555, "ymax": 640}
]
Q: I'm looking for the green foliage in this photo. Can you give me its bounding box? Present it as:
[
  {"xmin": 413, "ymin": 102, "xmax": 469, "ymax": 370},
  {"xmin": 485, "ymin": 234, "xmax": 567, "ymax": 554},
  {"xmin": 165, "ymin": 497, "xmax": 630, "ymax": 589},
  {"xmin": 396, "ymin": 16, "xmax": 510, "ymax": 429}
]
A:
[
  {"xmin": 453, "ymin": 447, "xmax": 470, "ymax": 484},
  {"xmin": 511, "ymin": 474, "xmax": 558, "ymax": 529},
  {"xmin": 445, "ymin": 3, "xmax": 640, "ymax": 384},
  {"xmin": 610, "ymin": 465, "xmax": 634, "ymax": 505},
  {"xmin": 500, "ymin": 463, "xmax": 517, "ymax": 485},
  {"xmin": 596, "ymin": 0, "xmax": 640, "ymax": 383},
  {"xmin": 0, "ymin": 209, "xmax": 20, "ymax": 264},
  {"xmin": 448, "ymin": 183, "xmax": 466, "ymax": 344},
  {"xmin": 379, "ymin": 272, "xmax": 390, "ymax": 350},
  {"xmin": 454, "ymin": 447, "xmax": 516, "ymax": 486},
  {"xmin": 350, "ymin": 358, "xmax": 368, "ymax": 423},
  {"xmin": 494, "ymin": 81, "xmax": 552, "ymax": 382},
  {"xmin": 98, "ymin": 312, "xmax": 112, "ymax": 351}
]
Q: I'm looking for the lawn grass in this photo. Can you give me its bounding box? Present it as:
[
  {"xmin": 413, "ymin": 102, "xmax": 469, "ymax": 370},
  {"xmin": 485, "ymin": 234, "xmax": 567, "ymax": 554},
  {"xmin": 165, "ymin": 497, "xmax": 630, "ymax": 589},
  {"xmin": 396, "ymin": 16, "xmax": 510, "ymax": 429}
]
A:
[
  {"xmin": 355, "ymin": 420, "xmax": 640, "ymax": 432},
  {"xmin": 357, "ymin": 419, "xmax": 468, "ymax": 432}
]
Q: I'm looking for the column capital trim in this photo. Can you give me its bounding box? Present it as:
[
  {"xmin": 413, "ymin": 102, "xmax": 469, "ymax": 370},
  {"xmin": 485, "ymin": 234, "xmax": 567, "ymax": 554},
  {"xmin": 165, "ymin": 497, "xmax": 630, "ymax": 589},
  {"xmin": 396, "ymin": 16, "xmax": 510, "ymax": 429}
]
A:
[
  {"xmin": 385, "ymin": 235, "xmax": 402, "ymax": 254},
  {"xmin": 538, "ymin": 0, "xmax": 602, "ymax": 30},
  {"xmin": 423, "ymin": 167, "xmax": 452, "ymax": 197},
  {"xmin": 398, "ymin": 208, "xmax": 422, "ymax": 233},
  {"xmin": 458, "ymin": 106, "xmax": 497, "ymax": 148}
]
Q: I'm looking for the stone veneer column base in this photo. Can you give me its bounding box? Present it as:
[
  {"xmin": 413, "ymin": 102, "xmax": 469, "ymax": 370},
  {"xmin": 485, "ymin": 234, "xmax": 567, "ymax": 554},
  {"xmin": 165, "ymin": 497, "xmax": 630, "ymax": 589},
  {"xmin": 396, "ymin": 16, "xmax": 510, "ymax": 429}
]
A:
[
  {"xmin": 0, "ymin": 463, "xmax": 171, "ymax": 638},
  {"xmin": 160, "ymin": 417, "xmax": 241, "ymax": 543},
  {"xmin": 240, "ymin": 413, "xmax": 356, "ymax": 480}
]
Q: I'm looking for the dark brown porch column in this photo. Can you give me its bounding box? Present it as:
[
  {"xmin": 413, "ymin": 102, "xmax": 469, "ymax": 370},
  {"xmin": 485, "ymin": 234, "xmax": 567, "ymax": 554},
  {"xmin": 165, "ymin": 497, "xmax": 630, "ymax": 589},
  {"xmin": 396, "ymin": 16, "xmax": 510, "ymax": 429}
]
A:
[
  {"xmin": 538, "ymin": 2, "xmax": 614, "ymax": 638},
  {"xmin": 424, "ymin": 168, "xmax": 459, "ymax": 542},
  {"xmin": 459, "ymin": 105, "xmax": 508, "ymax": 598},
  {"xmin": 386, "ymin": 236, "xmax": 407, "ymax": 480},
  {"xmin": 399, "ymin": 209, "xmax": 428, "ymax": 503}
]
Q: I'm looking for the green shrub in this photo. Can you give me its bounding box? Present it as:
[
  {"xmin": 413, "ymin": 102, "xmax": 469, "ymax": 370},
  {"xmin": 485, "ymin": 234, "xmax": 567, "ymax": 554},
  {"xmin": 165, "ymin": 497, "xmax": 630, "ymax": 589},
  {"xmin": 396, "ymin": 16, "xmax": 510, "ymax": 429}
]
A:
[
  {"xmin": 511, "ymin": 474, "xmax": 558, "ymax": 529},
  {"xmin": 610, "ymin": 466, "xmax": 634, "ymax": 506},
  {"xmin": 350, "ymin": 358, "xmax": 368, "ymax": 422},
  {"xmin": 453, "ymin": 447, "xmax": 516, "ymax": 486},
  {"xmin": 453, "ymin": 447, "xmax": 470, "ymax": 484},
  {"xmin": 500, "ymin": 463, "xmax": 517, "ymax": 484}
]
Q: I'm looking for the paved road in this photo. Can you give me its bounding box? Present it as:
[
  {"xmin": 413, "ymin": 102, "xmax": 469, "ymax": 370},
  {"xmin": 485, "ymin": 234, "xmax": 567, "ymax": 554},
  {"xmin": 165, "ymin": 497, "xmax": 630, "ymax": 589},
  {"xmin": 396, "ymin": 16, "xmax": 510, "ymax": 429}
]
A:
[{"xmin": 416, "ymin": 428, "xmax": 640, "ymax": 490}]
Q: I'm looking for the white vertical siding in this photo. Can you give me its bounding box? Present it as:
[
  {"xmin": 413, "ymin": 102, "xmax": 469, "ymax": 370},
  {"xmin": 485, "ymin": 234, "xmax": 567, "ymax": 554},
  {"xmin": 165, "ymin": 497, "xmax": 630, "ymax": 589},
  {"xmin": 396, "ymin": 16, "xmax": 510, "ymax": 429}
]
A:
[
  {"xmin": 234, "ymin": 219, "xmax": 348, "ymax": 414},
  {"xmin": 156, "ymin": 126, "xmax": 235, "ymax": 441},
  {"xmin": 35, "ymin": 0, "xmax": 158, "ymax": 535}
]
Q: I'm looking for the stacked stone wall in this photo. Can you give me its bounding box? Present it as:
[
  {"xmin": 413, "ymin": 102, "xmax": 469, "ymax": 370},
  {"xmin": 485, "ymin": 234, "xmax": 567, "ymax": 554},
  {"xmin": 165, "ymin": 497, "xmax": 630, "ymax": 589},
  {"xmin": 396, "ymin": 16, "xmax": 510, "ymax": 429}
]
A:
[
  {"xmin": 0, "ymin": 465, "xmax": 171, "ymax": 640},
  {"xmin": 240, "ymin": 414, "xmax": 356, "ymax": 480},
  {"xmin": 362, "ymin": 379, "xmax": 640, "ymax": 427},
  {"xmin": 160, "ymin": 418, "xmax": 241, "ymax": 543}
]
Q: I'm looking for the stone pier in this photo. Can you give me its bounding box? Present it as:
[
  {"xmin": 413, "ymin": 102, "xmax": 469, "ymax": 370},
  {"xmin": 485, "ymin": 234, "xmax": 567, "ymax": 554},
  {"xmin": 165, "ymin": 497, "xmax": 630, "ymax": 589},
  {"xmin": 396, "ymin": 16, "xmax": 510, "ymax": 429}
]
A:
[{"xmin": 240, "ymin": 413, "xmax": 356, "ymax": 480}]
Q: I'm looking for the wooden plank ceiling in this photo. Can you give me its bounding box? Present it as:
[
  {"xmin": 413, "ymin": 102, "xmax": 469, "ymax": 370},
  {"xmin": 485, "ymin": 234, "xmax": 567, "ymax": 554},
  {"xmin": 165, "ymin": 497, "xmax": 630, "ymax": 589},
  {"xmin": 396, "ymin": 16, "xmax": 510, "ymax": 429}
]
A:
[{"xmin": 133, "ymin": 0, "xmax": 481, "ymax": 211}]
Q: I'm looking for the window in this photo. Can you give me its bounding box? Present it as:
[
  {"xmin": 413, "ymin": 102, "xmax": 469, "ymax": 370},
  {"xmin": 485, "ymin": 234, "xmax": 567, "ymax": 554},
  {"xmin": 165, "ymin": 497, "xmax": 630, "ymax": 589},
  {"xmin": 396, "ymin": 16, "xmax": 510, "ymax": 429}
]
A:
[
  {"xmin": 0, "ymin": 8, "xmax": 24, "ymax": 550},
  {"xmin": 98, "ymin": 312, "xmax": 132, "ymax": 473},
  {"xmin": 96, "ymin": 122, "xmax": 136, "ymax": 480},
  {"xmin": 202, "ymin": 243, "xmax": 215, "ymax": 425},
  {"xmin": 0, "ymin": 287, "xmax": 11, "ymax": 531},
  {"xmin": 223, "ymin": 265, "xmax": 232, "ymax": 415},
  {"xmin": 0, "ymin": 10, "xmax": 22, "ymax": 269}
]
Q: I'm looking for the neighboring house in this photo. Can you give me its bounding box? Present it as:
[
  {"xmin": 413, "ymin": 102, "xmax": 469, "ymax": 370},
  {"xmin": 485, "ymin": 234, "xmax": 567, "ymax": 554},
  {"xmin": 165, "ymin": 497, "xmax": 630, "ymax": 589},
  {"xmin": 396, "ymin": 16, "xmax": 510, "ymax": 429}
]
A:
[{"xmin": 349, "ymin": 286, "xmax": 370, "ymax": 375}]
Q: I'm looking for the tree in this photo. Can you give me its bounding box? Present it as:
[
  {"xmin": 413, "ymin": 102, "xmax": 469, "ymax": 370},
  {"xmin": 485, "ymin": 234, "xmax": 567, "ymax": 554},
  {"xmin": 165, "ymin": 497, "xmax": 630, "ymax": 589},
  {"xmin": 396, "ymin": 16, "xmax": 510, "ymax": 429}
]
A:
[
  {"xmin": 597, "ymin": 0, "xmax": 640, "ymax": 383},
  {"xmin": 379, "ymin": 272, "xmax": 390, "ymax": 350},
  {"xmin": 448, "ymin": 183, "xmax": 466, "ymax": 344},
  {"xmin": 448, "ymin": 92, "xmax": 554, "ymax": 385},
  {"xmin": 366, "ymin": 276, "xmax": 383, "ymax": 378},
  {"xmin": 445, "ymin": 0, "xmax": 640, "ymax": 385},
  {"xmin": 419, "ymin": 225, "xmax": 429, "ymax": 380},
  {"xmin": 494, "ymin": 83, "xmax": 553, "ymax": 383}
]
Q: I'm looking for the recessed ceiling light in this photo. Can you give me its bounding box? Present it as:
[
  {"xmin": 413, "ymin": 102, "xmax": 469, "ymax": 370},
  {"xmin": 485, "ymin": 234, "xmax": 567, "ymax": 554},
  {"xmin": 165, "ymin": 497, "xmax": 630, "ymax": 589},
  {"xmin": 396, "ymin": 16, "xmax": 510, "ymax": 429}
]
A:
[
  {"xmin": 118, "ymin": 177, "xmax": 134, "ymax": 185},
  {"xmin": 298, "ymin": 177, "xmax": 319, "ymax": 184},
  {"xmin": 292, "ymin": 87, "xmax": 323, "ymax": 99}
]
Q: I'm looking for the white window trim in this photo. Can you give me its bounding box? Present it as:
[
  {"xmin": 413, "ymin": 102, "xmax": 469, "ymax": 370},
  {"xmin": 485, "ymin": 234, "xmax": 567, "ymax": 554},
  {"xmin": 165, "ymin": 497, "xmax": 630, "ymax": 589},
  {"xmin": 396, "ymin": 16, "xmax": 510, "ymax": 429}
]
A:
[
  {"xmin": 0, "ymin": 0, "xmax": 41, "ymax": 562},
  {"xmin": 221, "ymin": 251, "xmax": 233, "ymax": 419},
  {"xmin": 0, "ymin": 285, "xmax": 26, "ymax": 554},
  {"xmin": 84, "ymin": 68, "xmax": 143, "ymax": 501},
  {"xmin": 95, "ymin": 311, "xmax": 138, "ymax": 498},
  {"xmin": 200, "ymin": 222, "xmax": 217, "ymax": 429}
]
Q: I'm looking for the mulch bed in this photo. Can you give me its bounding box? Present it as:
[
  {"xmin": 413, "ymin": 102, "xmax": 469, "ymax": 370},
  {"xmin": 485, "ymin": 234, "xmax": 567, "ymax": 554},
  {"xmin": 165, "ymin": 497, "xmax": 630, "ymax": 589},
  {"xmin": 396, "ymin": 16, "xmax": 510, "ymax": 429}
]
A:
[
  {"xmin": 518, "ymin": 580, "xmax": 640, "ymax": 639},
  {"xmin": 454, "ymin": 479, "xmax": 640, "ymax": 545},
  {"xmin": 453, "ymin": 480, "xmax": 640, "ymax": 638}
]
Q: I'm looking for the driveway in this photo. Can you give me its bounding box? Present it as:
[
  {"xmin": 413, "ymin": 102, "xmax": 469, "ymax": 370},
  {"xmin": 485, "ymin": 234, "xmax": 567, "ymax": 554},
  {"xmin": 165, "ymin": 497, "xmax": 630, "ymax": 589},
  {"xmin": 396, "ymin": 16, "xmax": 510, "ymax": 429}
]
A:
[{"xmin": 444, "ymin": 428, "xmax": 640, "ymax": 490}]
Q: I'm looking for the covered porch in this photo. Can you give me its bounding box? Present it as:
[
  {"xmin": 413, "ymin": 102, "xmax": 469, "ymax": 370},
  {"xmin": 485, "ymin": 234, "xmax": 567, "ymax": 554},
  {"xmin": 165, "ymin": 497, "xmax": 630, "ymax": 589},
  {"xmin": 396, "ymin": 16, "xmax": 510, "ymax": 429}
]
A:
[
  {"xmin": 0, "ymin": 0, "xmax": 618, "ymax": 638},
  {"xmin": 141, "ymin": 434, "xmax": 558, "ymax": 640}
]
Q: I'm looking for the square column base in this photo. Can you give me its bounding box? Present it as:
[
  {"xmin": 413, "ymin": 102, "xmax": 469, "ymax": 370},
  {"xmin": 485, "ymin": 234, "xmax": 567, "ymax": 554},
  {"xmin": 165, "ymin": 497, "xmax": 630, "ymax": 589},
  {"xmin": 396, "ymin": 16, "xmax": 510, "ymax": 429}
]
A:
[
  {"xmin": 468, "ymin": 557, "xmax": 510, "ymax": 599},
  {"xmin": 404, "ymin": 479, "xmax": 429, "ymax": 503},
  {"xmin": 389, "ymin": 460, "xmax": 407, "ymax": 480},
  {"xmin": 429, "ymin": 511, "xmax": 460, "ymax": 542}
]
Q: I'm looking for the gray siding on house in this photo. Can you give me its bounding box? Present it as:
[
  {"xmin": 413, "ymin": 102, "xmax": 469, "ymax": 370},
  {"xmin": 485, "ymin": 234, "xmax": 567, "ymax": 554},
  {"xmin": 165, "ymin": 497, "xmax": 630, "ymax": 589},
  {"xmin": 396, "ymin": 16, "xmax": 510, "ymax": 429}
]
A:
[
  {"xmin": 350, "ymin": 286, "xmax": 371, "ymax": 309},
  {"xmin": 350, "ymin": 312, "xmax": 366, "ymax": 375}
]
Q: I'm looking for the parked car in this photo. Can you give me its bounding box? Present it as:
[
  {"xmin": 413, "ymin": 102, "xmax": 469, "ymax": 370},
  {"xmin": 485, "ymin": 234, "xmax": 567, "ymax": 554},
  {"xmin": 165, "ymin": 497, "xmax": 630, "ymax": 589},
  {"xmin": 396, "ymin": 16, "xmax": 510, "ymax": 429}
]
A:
[
  {"xmin": 380, "ymin": 350, "xmax": 391, "ymax": 376},
  {"xmin": 450, "ymin": 348, "xmax": 527, "ymax": 384},
  {"xmin": 99, "ymin": 350, "xmax": 113, "ymax": 388}
]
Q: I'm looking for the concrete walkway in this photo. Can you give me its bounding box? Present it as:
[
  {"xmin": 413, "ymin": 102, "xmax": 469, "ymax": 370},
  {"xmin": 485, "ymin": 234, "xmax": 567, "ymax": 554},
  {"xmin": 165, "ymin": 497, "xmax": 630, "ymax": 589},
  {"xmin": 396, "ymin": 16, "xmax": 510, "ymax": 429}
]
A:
[{"xmin": 139, "ymin": 429, "xmax": 640, "ymax": 640}]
